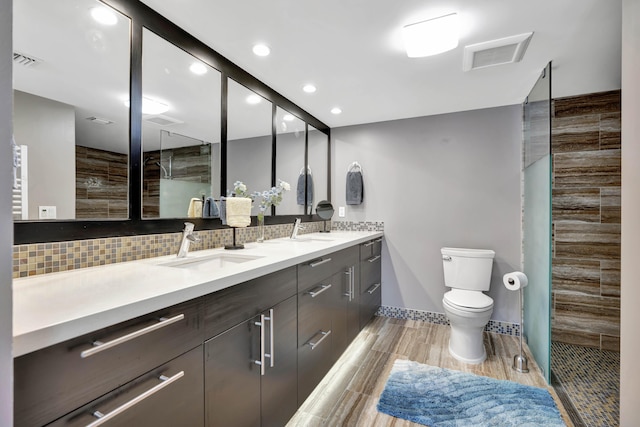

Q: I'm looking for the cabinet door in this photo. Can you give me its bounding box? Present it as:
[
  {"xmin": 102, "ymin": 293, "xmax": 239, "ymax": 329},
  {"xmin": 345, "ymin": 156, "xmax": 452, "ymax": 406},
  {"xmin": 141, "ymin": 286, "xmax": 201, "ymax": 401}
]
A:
[
  {"xmin": 205, "ymin": 319, "xmax": 261, "ymax": 427},
  {"xmin": 261, "ymin": 296, "xmax": 297, "ymax": 427},
  {"xmin": 48, "ymin": 346, "xmax": 204, "ymax": 427}
]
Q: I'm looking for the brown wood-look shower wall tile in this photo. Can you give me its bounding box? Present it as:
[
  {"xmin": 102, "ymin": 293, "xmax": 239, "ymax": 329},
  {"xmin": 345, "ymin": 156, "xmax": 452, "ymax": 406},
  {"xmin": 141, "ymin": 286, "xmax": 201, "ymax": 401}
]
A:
[
  {"xmin": 551, "ymin": 327, "xmax": 600, "ymax": 349},
  {"xmin": 601, "ymin": 187, "xmax": 621, "ymax": 224},
  {"xmin": 601, "ymin": 335, "xmax": 620, "ymax": 352},
  {"xmin": 554, "ymin": 292, "xmax": 620, "ymax": 337},
  {"xmin": 551, "ymin": 115, "xmax": 600, "ymax": 153},
  {"xmin": 552, "ymin": 258, "xmax": 600, "ymax": 295},
  {"xmin": 553, "ymin": 90, "xmax": 621, "ymax": 118},
  {"xmin": 601, "ymin": 260, "xmax": 621, "ymax": 298},
  {"xmin": 555, "ymin": 222, "xmax": 620, "ymax": 260},
  {"xmin": 600, "ymin": 112, "xmax": 621, "ymax": 150},
  {"xmin": 552, "ymin": 188, "xmax": 600, "ymax": 222},
  {"xmin": 554, "ymin": 149, "xmax": 621, "ymax": 188}
]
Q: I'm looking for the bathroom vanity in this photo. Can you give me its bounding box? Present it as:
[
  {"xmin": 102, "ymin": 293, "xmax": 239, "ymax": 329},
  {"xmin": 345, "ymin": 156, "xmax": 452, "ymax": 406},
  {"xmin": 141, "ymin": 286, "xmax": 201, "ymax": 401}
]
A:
[{"xmin": 13, "ymin": 231, "xmax": 382, "ymax": 427}]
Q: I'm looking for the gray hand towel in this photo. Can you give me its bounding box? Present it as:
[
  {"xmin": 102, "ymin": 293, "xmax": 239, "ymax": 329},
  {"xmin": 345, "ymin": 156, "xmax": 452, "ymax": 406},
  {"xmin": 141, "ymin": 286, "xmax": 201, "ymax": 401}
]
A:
[
  {"xmin": 202, "ymin": 197, "xmax": 219, "ymax": 218},
  {"xmin": 346, "ymin": 171, "xmax": 363, "ymax": 205},
  {"xmin": 297, "ymin": 173, "xmax": 313, "ymax": 205},
  {"xmin": 219, "ymin": 197, "xmax": 227, "ymax": 225}
]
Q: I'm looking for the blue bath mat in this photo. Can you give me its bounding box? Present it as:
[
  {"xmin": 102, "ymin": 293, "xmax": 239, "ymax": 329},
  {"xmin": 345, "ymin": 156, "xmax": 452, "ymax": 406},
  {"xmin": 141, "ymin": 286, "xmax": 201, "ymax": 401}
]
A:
[{"xmin": 377, "ymin": 359, "xmax": 565, "ymax": 427}]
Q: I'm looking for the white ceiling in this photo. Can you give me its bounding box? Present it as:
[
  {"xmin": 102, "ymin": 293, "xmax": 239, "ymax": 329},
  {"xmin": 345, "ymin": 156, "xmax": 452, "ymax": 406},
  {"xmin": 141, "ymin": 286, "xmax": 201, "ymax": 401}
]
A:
[{"xmin": 140, "ymin": 0, "xmax": 622, "ymax": 128}]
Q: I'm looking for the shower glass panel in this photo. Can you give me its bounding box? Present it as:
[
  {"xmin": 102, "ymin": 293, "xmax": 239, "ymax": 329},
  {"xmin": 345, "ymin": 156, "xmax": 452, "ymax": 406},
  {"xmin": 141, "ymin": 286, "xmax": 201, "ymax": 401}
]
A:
[{"xmin": 522, "ymin": 62, "xmax": 552, "ymax": 383}]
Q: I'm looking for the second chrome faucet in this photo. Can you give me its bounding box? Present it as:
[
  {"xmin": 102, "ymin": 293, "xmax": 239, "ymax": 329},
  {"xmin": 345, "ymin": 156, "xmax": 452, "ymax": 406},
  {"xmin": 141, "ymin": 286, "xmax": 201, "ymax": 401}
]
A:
[
  {"xmin": 290, "ymin": 218, "xmax": 306, "ymax": 239},
  {"xmin": 177, "ymin": 222, "xmax": 200, "ymax": 257}
]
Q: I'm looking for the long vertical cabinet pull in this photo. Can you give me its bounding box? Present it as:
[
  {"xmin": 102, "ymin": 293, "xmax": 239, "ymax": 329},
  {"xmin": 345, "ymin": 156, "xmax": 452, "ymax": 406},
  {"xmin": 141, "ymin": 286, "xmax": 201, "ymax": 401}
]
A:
[
  {"xmin": 254, "ymin": 314, "xmax": 265, "ymax": 376},
  {"xmin": 344, "ymin": 268, "xmax": 353, "ymax": 300},
  {"xmin": 350, "ymin": 266, "xmax": 355, "ymax": 301},
  {"xmin": 265, "ymin": 308, "xmax": 274, "ymax": 368}
]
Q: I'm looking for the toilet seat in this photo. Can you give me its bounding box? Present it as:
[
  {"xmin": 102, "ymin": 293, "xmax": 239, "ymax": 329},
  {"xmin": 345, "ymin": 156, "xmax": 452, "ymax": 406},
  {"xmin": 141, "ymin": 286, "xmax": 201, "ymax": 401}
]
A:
[{"xmin": 444, "ymin": 289, "xmax": 493, "ymax": 312}]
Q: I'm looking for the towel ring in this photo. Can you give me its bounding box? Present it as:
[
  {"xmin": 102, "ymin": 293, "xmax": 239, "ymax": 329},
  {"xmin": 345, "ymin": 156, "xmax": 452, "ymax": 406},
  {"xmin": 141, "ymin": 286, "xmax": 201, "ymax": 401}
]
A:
[
  {"xmin": 299, "ymin": 165, "xmax": 312, "ymax": 175},
  {"xmin": 347, "ymin": 161, "xmax": 363, "ymax": 173}
]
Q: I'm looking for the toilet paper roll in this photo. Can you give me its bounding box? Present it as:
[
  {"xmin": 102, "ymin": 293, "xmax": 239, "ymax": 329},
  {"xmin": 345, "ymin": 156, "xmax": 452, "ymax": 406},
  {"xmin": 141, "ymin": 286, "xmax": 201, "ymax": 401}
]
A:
[{"xmin": 503, "ymin": 271, "xmax": 528, "ymax": 291}]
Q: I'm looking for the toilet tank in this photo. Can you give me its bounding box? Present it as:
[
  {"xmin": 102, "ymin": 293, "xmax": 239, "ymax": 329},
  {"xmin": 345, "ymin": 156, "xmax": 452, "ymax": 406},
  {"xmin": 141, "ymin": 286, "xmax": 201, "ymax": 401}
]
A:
[{"xmin": 441, "ymin": 247, "xmax": 495, "ymax": 291}]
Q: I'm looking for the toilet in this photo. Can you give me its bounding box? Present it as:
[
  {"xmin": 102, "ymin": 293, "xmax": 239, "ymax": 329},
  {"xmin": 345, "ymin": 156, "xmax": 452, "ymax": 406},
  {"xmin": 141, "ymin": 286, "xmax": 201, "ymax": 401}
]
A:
[{"xmin": 441, "ymin": 247, "xmax": 495, "ymax": 364}]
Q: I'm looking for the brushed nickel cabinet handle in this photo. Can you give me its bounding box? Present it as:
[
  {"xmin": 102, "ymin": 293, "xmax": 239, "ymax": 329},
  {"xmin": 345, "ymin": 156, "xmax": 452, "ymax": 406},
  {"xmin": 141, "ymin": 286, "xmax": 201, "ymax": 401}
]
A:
[
  {"xmin": 307, "ymin": 330, "xmax": 332, "ymax": 350},
  {"xmin": 363, "ymin": 241, "xmax": 375, "ymax": 247},
  {"xmin": 81, "ymin": 314, "xmax": 185, "ymax": 359},
  {"xmin": 254, "ymin": 314, "xmax": 266, "ymax": 376},
  {"xmin": 265, "ymin": 308, "xmax": 274, "ymax": 368},
  {"xmin": 344, "ymin": 268, "xmax": 353, "ymax": 301},
  {"xmin": 367, "ymin": 283, "xmax": 381, "ymax": 294},
  {"xmin": 375, "ymin": 238, "xmax": 383, "ymax": 243},
  {"xmin": 306, "ymin": 283, "xmax": 332, "ymax": 298},
  {"xmin": 368, "ymin": 255, "xmax": 381, "ymax": 263},
  {"xmin": 86, "ymin": 371, "xmax": 184, "ymax": 427},
  {"xmin": 309, "ymin": 257, "xmax": 332, "ymax": 267}
]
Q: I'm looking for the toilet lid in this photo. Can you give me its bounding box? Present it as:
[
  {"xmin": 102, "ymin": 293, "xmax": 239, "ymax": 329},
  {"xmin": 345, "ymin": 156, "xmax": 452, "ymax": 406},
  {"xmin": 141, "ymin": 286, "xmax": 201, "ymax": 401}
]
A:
[{"xmin": 444, "ymin": 289, "xmax": 493, "ymax": 310}]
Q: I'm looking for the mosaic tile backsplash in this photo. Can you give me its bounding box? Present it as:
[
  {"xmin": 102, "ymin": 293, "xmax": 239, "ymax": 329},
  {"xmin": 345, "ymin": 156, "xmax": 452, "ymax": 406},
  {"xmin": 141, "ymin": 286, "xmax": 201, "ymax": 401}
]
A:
[
  {"xmin": 12, "ymin": 220, "xmax": 327, "ymax": 278},
  {"xmin": 376, "ymin": 305, "xmax": 520, "ymax": 337}
]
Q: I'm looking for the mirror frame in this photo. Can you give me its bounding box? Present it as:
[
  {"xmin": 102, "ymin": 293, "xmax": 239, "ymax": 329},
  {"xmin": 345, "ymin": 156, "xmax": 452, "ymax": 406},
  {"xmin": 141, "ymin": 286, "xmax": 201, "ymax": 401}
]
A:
[{"xmin": 14, "ymin": 0, "xmax": 330, "ymax": 244}]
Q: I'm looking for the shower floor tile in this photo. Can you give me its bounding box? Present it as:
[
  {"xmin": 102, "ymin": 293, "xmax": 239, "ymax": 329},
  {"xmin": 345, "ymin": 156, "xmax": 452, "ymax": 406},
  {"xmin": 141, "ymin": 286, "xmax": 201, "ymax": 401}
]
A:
[{"xmin": 551, "ymin": 341, "xmax": 619, "ymax": 427}]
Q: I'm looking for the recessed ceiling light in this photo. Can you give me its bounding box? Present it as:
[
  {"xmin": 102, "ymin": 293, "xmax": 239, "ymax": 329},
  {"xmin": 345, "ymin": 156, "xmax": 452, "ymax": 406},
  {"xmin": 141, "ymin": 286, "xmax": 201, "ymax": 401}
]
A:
[
  {"xmin": 246, "ymin": 94, "xmax": 262, "ymax": 105},
  {"xmin": 189, "ymin": 62, "xmax": 208, "ymax": 75},
  {"xmin": 402, "ymin": 13, "xmax": 459, "ymax": 57},
  {"xmin": 331, "ymin": 107, "xmax": 342, "ymax": 115},
  {"xmin": 124, "ymin": 97, "xmax": 170, "ymax": 115},
  {"xmin": 253, "ymin": 44, "xmax": 271, "ymax": 57},
  {"xmin": 303, "ymin": 84, "xmax": 317, "ymax": 93},
  {"xmin": 283, "ymin": 114, "xmax": 295, "ymax": 122},
  {"xmin": 90, "ymin": 6, "xmax": 118, "ymax": 26}
]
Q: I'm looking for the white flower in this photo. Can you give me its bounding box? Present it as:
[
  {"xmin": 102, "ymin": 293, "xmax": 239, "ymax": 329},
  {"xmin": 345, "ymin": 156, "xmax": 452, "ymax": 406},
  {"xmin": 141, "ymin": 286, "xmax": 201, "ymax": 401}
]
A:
[{"xmin": 280, "ymin": 180, "xmax": 291, "ymax": 192}]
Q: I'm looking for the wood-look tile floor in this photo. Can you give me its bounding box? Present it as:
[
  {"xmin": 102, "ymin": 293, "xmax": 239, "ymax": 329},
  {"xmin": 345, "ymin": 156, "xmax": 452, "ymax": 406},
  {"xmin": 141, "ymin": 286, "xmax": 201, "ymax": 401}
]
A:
[{"xmin": 287, "ymin": 316, "xmax": 573, "ymax": 426}]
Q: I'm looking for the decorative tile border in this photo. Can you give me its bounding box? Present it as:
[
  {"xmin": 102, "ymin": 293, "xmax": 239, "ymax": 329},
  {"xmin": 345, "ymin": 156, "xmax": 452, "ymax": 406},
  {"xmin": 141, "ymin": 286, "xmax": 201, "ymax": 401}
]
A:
[
  {"xmin": 376, "ymin": 305, "xmax": 520, "ymax": 337},
  {"xmin": 12, "ymin": 220, "xmax": 326, "ymax": 278},
  {"xmin": 332, "ymin": 220, "xmax": 384, "ymax": 232}
]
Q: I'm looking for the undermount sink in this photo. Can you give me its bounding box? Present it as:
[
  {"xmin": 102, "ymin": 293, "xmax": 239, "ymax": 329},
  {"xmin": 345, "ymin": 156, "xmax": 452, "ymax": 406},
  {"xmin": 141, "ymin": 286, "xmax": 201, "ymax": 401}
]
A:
[{"xmin": 160, "ymin": 253, "xmax": 263, "ymax": 270}]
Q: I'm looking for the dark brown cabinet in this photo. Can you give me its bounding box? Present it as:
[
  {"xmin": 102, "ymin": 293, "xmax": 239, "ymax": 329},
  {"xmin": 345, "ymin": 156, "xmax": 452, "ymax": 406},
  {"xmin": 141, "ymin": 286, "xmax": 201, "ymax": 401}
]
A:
[
  {"xmin": 360, "ymin": 238, "xmax": 383, "ymax": 328},
  {"xmin": 14, "ymin": 237, "xmax": 382, "ymax": 427},
  {"xmin": 205, "ymin": 295, "xmax": 297, "ymax": 427}
]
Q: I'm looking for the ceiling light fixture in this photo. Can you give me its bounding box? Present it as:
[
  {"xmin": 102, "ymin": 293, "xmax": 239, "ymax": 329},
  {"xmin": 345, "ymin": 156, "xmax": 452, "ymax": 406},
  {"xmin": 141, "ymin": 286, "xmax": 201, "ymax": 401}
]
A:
[
  {"xmin": 90, "ymin": 6, "xmax": 118, "ymax": 26},
  {"xmin": 189, "ymin": 62, "xmax": 208, "ymax": 75},
  {"xmin": 331, "ymin": 107, "xmax": 342, "ymax": 115},
  {"xmin": 246, "ymin": 94, "xmax": 262, "ymax": 105},
  {"xmin": 252, "ymin": 44, "xmax": 271, "ymax": 57},
  {"xmin": 283, "ymin": 114, "xmax": 295, "ymax": 122},
  {"xmin": 303, "ymin": 84, "xmax": 317, "ymax": 93},
  {"xmin": 124, "ymin": 97, "xmax": 170, "ymax": 115},
  {"xmin": 402, "ymin": 13, "xmax": 459, "ymax": 58}
]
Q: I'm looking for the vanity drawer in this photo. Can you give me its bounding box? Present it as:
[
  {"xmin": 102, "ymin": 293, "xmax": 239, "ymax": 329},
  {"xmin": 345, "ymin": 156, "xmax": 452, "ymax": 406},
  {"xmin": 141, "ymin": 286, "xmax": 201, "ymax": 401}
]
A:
[
  {"xmin": 298, "ymin": 246, "xmax": 359, "ymax": 290},
  {"xmin": 360, "ymin": 281, "xmax": 382, "ymax": 328},
  {"xmin": 360, "ymin": 237, "xmax": 383, "ymax": 261},
  {"xmin": 204, "ymin": 266, "xmax": 296, "ymax": 339},
  {"xmin": 298, "ymin": 278, "xmax": 334, "ymax": 344},
  {"xmin": 360, "ymin": 256, "xmax": 382, "ymax": 294},
  {"xmin": 14, "ymin": 298, "xmax": 203, "ymax": 427},
  {"xmin": 47, "ymin": 345, "xmax": 204, "ymax": 427}
]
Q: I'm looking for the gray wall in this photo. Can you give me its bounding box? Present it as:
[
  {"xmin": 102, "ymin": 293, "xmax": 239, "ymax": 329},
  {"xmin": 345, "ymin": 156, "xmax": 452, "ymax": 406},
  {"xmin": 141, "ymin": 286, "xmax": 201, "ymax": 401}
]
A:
[
  {"xmin": 621, "ymin": 0, "xmax": 639, "ymax": 424},
  {"xmin": 227, "ymin": 135, "xmax": 272, "ymax": 215},
  {"xmin": 332, "ymin": 105, "xmax": 523, "ymax": 323},
  {"xmin": 1, "ymin": 0, "xmax": 13, "ymax": 423},
  {"xmin": 13, "ymin": 90, "xmax": 76, "ymax": 219}
]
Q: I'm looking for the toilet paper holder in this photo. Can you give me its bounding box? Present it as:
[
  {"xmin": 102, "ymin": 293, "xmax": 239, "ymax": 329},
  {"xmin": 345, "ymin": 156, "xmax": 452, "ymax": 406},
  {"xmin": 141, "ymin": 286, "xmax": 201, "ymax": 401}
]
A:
[{"xmin": 513, "ymin": 281, "xmax": 529, "ymax": 373}]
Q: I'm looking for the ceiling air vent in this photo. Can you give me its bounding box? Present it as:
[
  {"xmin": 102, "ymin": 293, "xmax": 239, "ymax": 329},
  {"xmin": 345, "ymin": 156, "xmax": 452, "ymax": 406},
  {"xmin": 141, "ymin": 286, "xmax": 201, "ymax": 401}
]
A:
[
  {"xmin": 463, "ymin": 32, "xmax": 533, "ymax": 72},
  {"xmin": 86, "ymin": 116, "xmax": 113, "ymax": 125},
  {"xmin": 13, "ymin": 51, "xmax": 41, "ymax": 67},
  {"xmin": 143, "ymin": 115, "xmax": 184, "ymax": 126}
]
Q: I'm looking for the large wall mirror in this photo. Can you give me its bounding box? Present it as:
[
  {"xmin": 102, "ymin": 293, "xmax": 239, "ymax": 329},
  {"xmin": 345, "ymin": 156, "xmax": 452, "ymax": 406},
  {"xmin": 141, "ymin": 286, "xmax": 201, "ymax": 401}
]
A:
[
  {"xmin": 13, "ymin": 0, "xmax": 330, "ymax": 244},
  {"xmin": 13, "ymin": 0, "xmax": 131, "ymax": 221},
  {"xmin": 141, "ymin": 29, "xmax": 222, "ymax": 219},
  {"xmin": 227, "ymin": 78, "xmax": 273, "ymax": 216},
  {"xmin": 275, "ymin": 107, "xmax": 306, "ymax": 215}
]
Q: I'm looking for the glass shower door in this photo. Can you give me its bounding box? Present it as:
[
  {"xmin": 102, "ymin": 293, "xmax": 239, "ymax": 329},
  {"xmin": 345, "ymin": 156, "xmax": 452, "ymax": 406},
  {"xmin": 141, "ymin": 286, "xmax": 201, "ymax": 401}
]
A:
[{"xmin": 523, "ymin": 62, "xmax": 552, "ymax": 383}]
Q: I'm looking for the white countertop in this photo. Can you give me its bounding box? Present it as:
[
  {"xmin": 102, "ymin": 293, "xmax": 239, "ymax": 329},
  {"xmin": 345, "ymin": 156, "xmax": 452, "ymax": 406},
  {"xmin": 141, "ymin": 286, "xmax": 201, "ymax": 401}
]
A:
[{"xmin": 13, "ymin": 231, "xmax": 383, "ymax": 357}]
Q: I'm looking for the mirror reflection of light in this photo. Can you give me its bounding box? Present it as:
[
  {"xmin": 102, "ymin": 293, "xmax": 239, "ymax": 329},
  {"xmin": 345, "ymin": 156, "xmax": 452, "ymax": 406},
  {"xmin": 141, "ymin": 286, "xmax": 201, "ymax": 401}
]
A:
[
  {"xmin": 189, "ymin": 62, "xmax": 208, "ymax": 75},
  {"xmin": 90, "ymin": 6, "xmax": 118, "ymax": 26},
  {"xmin": 246, "ymin": 94, "xmax": 262, "ymax": 105},
  {"xmin": 123, "ymin": 97, "xmax": 170, "ymax": 115},
  {"xmin": 283, "ymin": 114, "xmax": 294, "ymax": 122}
]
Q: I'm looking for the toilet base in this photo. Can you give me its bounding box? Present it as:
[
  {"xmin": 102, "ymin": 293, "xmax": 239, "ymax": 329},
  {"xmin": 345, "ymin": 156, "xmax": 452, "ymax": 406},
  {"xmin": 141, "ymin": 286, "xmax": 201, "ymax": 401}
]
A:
[{"xmin": 448, "ymin": 339, "xmax": 487, "ymax": 364}]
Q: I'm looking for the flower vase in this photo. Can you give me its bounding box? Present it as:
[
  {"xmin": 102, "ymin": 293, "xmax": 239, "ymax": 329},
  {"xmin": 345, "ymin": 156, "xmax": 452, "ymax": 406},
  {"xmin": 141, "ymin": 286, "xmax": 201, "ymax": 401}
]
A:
[{"xmin": 257, "ymin": 213, "xmax": 265, "ymax": 242}]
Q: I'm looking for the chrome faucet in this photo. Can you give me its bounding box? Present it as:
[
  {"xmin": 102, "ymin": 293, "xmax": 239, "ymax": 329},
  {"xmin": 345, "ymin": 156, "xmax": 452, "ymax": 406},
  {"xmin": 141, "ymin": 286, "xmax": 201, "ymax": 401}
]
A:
[
  {"xmin": 290, "ymin": 218, "xmax": 306, "ymax": 239},
  {"xmin": 177, "ymin": 222, "xmax": 200, "ymax": 258}
]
